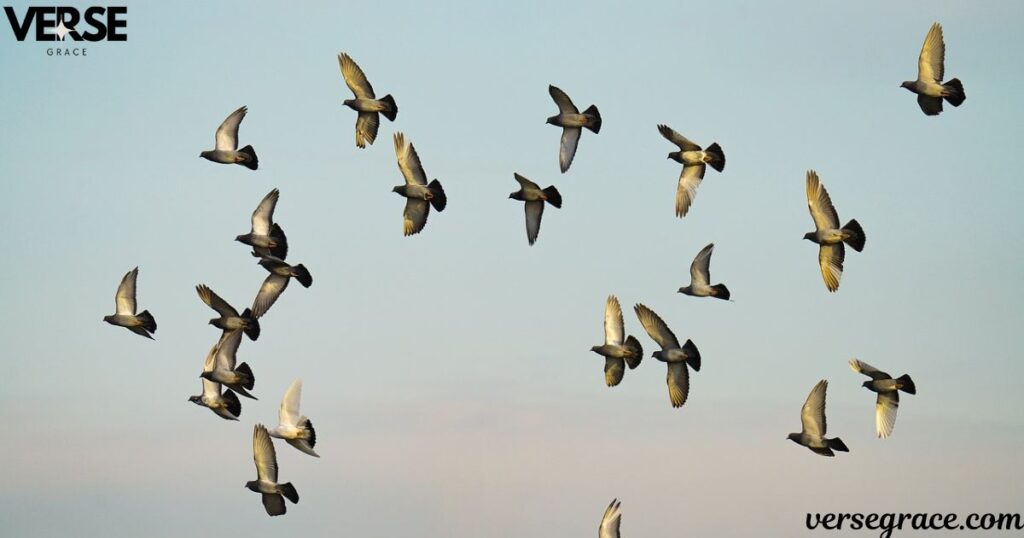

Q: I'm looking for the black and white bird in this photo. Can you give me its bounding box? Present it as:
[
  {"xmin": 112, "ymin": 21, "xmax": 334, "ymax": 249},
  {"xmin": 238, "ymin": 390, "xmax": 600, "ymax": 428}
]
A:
[
  {"xmin": 598, "ymin": 498, "xmax": 622, "ymax": 538},
  {"xmin": 803, "ymin": 170, "xmax": 865, "ymax": 292},
  {"xmin": 246, "ymin": 424, "xmax": 300, "ymax": 516},
  {"xmin": 269, "ymin": 379, "xmax": 319, "ymax": 457},
  {"xmin": 787, "ymin": 379, "xmax": 849, "ymax": 457},
  {"xmin": 545, "ymin": 85, "xmax": 601, "ymax": 173},
  {"xmin": 236, "ymin": 188, "xmax": 288, "ymax": 260},
  {"xmin": 849, "ymin": 359, "xmax": 916, "ymax": 439},
  {"xmin": 189, "ymin": 338, "xmax": 242, "ymax": 420},
  {"xmin": 634, "ymin": 303, "xmax": 701, "ymax": 408},
  {"xmin": 199, "ymin": 106, "xmax": 258, "ymax": 170},
  {"xmin": 199, "ymin": 329, "xmax": 257, "ymax": 400},
  {"xmin": 657, "ymin": 124, "xmax": 725, "ymax": 218},
  {"xmin": 900, "ymin": 23, "xmax": 966, "ymax": 116},
  {"xmin": 678, "ymin": 243, "xmax": 731, "ymax": 301},
  {"xmin": 590, "ymin": 296, "xmax": 643, "ymax": 387},
  {"xmin": 338, "ymin": 52, "xmax": 397, "ymax": 148},
  {"xmin": 103, "ymin": 267, "xmax": 156, "ymax": 339},
  {"xmin": 251, "ymin": 256, "xmax": 312, "ymax": 319},
  {"xmin": 196, "ymin": 284, "xmax": 260, "ymax": 341},
  {"xmin": 508, "ymin": 173, "xmax": 561, "ymax": 245},
  {"xmin": 392, "ymin": 132, "xmax": 446, "ymax": 236}
]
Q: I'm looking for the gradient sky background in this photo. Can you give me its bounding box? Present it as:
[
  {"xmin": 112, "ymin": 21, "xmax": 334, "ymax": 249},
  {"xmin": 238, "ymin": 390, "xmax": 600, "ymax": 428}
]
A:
[{"xmin": 2, "ymin": 1, "xmax": 1023, "ymax": 536}]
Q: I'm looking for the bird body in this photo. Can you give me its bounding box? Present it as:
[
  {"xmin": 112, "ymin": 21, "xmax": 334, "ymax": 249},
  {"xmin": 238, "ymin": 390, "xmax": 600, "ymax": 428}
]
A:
[
  {"xmin": 850, "ymin": 359, "xmax": 916, "ymax": 438},
  {"xmin": 236, "ymin": 188, "xmax": 288, "ymax": 260},
  {"xmin": 590, "ymin": 296, "xmax": 643, "ymax": 387},
  {"xmin": 787, "ymin": 379, "xmax": 849, "ymax": 457},
  {"xmin": 900, "ymin": 23, "xmax": 965, "ymax": 116},
  {"xmin": 392, "ymin": 132, "xmax": 446, "ymax": 236},
  {"xmin": 199, "ymin": 106, "xmax": 258, "ymax": 169},
  {"xmin": 678, "ymin": 243, "xmax": 731, "ymax": 300},
  {"xmin": 246, "ymin": 424, "xmax": 299, "ymax": 516},
  {"xmin": 103, "ymin": 267, "xmax": 157, "ymax": 339},
  {"xmin": 546, "ymin": 85, "xmax": 601, "ymax": 173},
  {"xmin": 196, "ymin": 284, "xmax": 260, "ymax": 341},
  {"xmin": 634, "ymin": 303, "xmax": 701, "ymax": 408},
  {"xmin": 803, "ymin": 170, "xmax": 865, "ymax": 292},
  {"xmin": 199, "ymin": 329, "xmax": 257, "ymax": 399},
  {"xmin": 509, "ymin": 173, "xmax": 561, "ymax": 245},
  {"xmin": 658, "ymin": 124, "xmax": 725, "ymax": 217},
  {"xmin": 338, "ymin": 53, "xmax": 397, "ymax": 148}
]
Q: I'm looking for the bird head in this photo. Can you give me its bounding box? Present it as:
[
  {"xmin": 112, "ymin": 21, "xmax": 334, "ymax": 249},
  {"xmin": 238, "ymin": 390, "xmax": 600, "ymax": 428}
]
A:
[
  {"xmin": 786, "ymin": 433, "xmax": 801, "ymax": 443},
  {"xmin": 651, "ymin": 350, "xmax": 664, "ymax": 361},
  {"xmin": 545, "ymin": 115, "xmax": 557, "ymax": 125},
  {"xmin": 589, "ymin": 345, "xmax": 602, "ymax": 354},
  {"xmin": 509, "ymin": 191, "xmax": 523, "ymax": 201},
  {"xmin": 342, "ymin": 98, "xmax": 355, "ymax": 107},
  {"xmin": 234, "ymin": 234, "xmax": 247, "ymax": 243},
  {"xmin": 677, "ymin": 286, "xmax": 690, "ymax": 295},
  {"xmin": 102, "ymin": 315, "xmax": 114, "ymax": 324},
  {"xmin": 802, "ymin": 232, "xmax": 816, "ymax": 242},
  {"xmin": 392, "ymin": 186, "xmax": 404, "ymax": 196},
  {"xmin": 899, "ymin": 81, "xmax": 914, "ymax": 91},
  {"xmin": 861, "ymin": 380, "xmax": 872, "ymax": 389},
  {"xmin": 199, "ymin": 371, "xmax": 214, "ymax": 381},
  {"xmin": 244, "ymin": 481, "xmax": 259, "ymax": 492},
  {"xmin": 199, "ymin": 151, "xmax": 211, "ymax": 159},
  {"xmin": 187, "ymin": 395, "xmax": 202, "ymax": 405}
]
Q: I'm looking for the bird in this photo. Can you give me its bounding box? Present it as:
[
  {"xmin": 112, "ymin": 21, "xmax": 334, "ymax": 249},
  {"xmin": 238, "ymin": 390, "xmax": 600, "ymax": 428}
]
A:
[
  {"xmin": 392, "ymin": 132, "xmax": 446, "ymax": 236},
  {"xmin": 251, "ymin": 256, "xmax": 312, "ymax": 319},
  {"xmin": 598, "ymin": 498, "xmax": 622, "ymax": 538},
  {"xmin": 590, "ymin": 296, "xmax": 643, "ymax": 387},
  {"xmin": 803, "ymin": 170, "xmax": 865, "ymax": 292},
  {"xmin": 236, "ymin": 188, "xmax": 288, "ymax": 260},
  {"xmin": 787, "ymin": 379, "xmax": 849, "ymax": 457},
  {"xmin": 199, "ymin": 105, "xmax": 258, "ymax": 170},
  {"xmin": 103, "ymin": 267, "xmax": 157, "ymax": 339},
  {"xmin": 196, "ymin": 284, "xmax": 260, "ymax": 341},
  {"xmin": 199, "ymin": 328, "xmax": 257, "ymax": 400},
  {"xmin": 546, "ymin": 85, "xmax": 601, "ymax": 173},
  {"xmin": 900, "ymin": 23, "xmax": 966, "ymax": 116},
  {"xmin": 633, "ymin": 303, "xmax": 701, "ymax": 408},
  {"xmin": 508, "ymin": 173, "xmax": 561, "ymax": 245},
  {"xmin": 657, "ymin": 124, "xmax": 725, "ymax": 218},
  {"xmin": 246, "ymin": 424, "xmax": 300, "ymax": 516},
  {"xmin": 338, "ymin": 52, "xmax": 397, "ymax": 148},
  {"xmin": 849, "ymin": 359, "xmax": 916, "ymax": 439},
  {"xmin": 269, "ymin": 379, "xmax": 319, "ymax": 457},
  {"xmin": 678, "ymin": 243, "xmax": 731, "ymax": 300},
  {"xmin": 189, "ymin": 338, "xmax": 242, "ymax": 420}
]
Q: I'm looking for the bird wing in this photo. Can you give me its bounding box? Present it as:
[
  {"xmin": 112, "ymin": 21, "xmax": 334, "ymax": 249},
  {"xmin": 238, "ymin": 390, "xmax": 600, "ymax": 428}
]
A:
[
  {"xmin": 338, "ymin": 53, "xmax": 376, "ymax": 99},
  {"xmin": 251, "ymin": 189, "xmax": 279, "ymax": 236},
  {"xmin": 666, "ymin": 361, "xmax": 690, "ymax": 408},
  {"xmin": 806, "ymin": 170, "xmax": 840, "ymax": 231},
  {"xmin": 196, "ymin": 284, "xmax": 239, "ymax": 318},
  {"xmin": 675, "ymin": 164, "xmax": 705, "ymax": 218},
  {"xmin": 524, "ymin": 200, "xmax": 544, "ymax": 245},
  {"xmin": 278, "ymin": 379, "xmax": 303, "ymax": 428},
  {"xmin": 657, "ymin": 124, "xmax": 701, "ymax": 151},
  {"xmin": 251, "ymin": 273, "xmax": 290, "ymax": 319},
  {"xmin": 214, "ymin": 329, "xmax": 244, "ymax": 371},
  {"xmin": 394, "ymin": 132, "xmax": 428, "ymax": 186},
  {"xmin": 253, "ymin": 424, "xmax": 279, "ymax": 483},
  {"xmin": 513, "ymin": 172, "xmax": 541, "ymax": 192},
  {"xmin": 403, "ymin": 198, "xmax": 431, "ymax": 236},
  {"xmin": 262, "ymin": 493, "xmax": 286, "ymax": 516},
  {"xmin": 559, "ymin": 127, "xmax": 581, "ymax": 173},
  {"xmin": 598, "ymin": 498, "xmax": 622, "ymax": 538},
  {"xmin": 604, "ymin": 295, "xmax": 625, "ymax": 346},
  {"xmin": 876, "ymin": 391, "xmax": 900, "ymax": 439},
  {"xmin": 633, "ymin": 303, "xmax": 680, "ymax": 351},
  {"xmin": 604, "ymin": 357, "xmax": 625, "ymax": 387},
  {"xmin": 215, "ymin": 106, "xmax": 246, "ymax": 151},
  {"xmin": 114, "ymin": 267, "xmax": 138, "ymax": 315},
  {"xmin": 818, "ymin": 243, "xmax": 845, "ymax": 292},
  {"xmin": 801, "ymin": 379, "xmax": 829, "ymax": 437},
  {"xmin": 689, "ymin": 243, "xmax": 714, "ymax": 287},
  {"xmin": 918, "ymin": 22, "xmax": 945, "ymax": 83},
  {"xmin": 548, "ymin": 85, "xmax": 579, "ymax": 114},
  {"xmin": 848, "ymin": 359, "xmax": 890, "ymax": 381},
  {"xmin": 916, "ymin": 94, "xmax": 943, "ymax": 116},
  {"xmin": 355, "ymin": 112, "xmax": 379, "ymax": 149}
]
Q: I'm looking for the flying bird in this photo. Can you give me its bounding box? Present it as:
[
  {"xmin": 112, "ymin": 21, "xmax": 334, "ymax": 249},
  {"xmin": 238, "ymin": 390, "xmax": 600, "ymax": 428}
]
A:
[
  {"xmin": 634, "ymin": 303, "xmax": 701, "ymax": 408},
  {"xmin": 657, "ymin": 124, "xmax": 725, "ymax": 218},
  {"xmin": 251, "ymin": 256, "xmax": 312, "ymax": 319},
  {"xmin": 392, "ymin": 132, "xmax": 446, "ymax": 236},
  {"xmin": 269, "ymin": 379, "xmax": 319, "ymax": 457},
  {"xmin": 678, "ymin": 243, "xmax": 731, "ymax": 301},
  {"xmin": 849, "ymin": 359, "xmax": 916, "ymax": 439},
  {"xmin": 196, "ymin": 284, "xmax": 260, "ymax": 341},
  {"xmin": 900, "ymin": 23, "xmax": 965, "ymax": 116},
  {"xmin": 199, "ymin": 105, "xmax": 258, "ymax": 170},
  {"xmin": 508, "ymin": 173, "xmax": 561, "ymax": 245},
  {"xmin": 189, "ymin": 338, "xmax": 242, "ymax": 420},
  {"xmin": 787, "ymin": 379, "xmax": 849, "ymax": 457},
  {"xmin": 236, "ymin": 188, "xmax": 288, "ymax": 260},
  {"xmin": 103, "ymin": 267, "xmax": 156, "ymax": 339},
  {"xmin": 338, "ymin": 52, "xmax": 397, "ymax": 148},
  {"xmin": 590, "ymin": 296, "xmax": 643, "ymax": 387},
  {"xmin": 599, "ymin": 498, "xmax": 622, "ymax": 538},
  {"xmin": 246, "ymin": 424, "xmax": 300, "ymax": 516},
  {"xmin": 546, "ymin": 85, "xmax": 601, "ymax": 173},
  {"xmin": 803, "ymin": 170, "xmax": 865, "ymax": 292},
  {"xmin": 199, "ymin": 329, "xmax": 257, "ymax": 400}
]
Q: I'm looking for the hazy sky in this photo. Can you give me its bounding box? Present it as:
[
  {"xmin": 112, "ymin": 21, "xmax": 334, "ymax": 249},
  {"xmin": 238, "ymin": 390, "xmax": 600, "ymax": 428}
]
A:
[{"xmin": 2, "ymin": 1, "xmax": 1023, "ymax": 536}]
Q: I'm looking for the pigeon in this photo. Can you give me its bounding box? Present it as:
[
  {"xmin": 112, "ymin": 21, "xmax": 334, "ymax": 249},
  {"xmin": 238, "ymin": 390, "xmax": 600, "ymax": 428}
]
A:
[
  {"xmin": 269, "ymin": 379, "xmax": 319, "ymax": 457},
  {"xmin": 246, "ymin": 424, "xmax": 300, "ymax": 516},
  {"xmin": 189, "ymin": 338, "xmax": 242, "ymax": 420},
  {"xmin": 678, "ymin": 243, "xmax": 731, "ymax": 301},
  {"xmin": 546, "ymin": 85, "xmax": 601, "ymax": 173},
  {"xmin": 199, "ymin": 106, "xmax": 258, "ymax": 170},
  {"xmin": 590, "ymin": 295, "xmax": 643, "ymax": 387},
  {"xmin": 103, "ymin": 267, "xmax": 156, "ymax": 339},
  {"xmin": 392, "ymin": 132, "xmax": 446, "ymax": 236},
  {"xmin": 787, "ymin": 379, "xmax": 849, "ymax": 457},
  {"xmin": 657, "ymin": 124, "xmax": 725, "ymax": 218},
  {"xmin": 338, "ymin": 52, "xmax": 397, "ymax": 148},
  {"xmin": 199, "ymin": 328, "xmax": 257, "ymax": 400},
  {"xmin": 196, "ymin": 284, "xmax": 260, "ymax": 341},
  {"xmin": 803, "ymin": 170, "xmax": 866, "ymax": 292},
  {"xmin": 599, "ymin": 498, "xmax": 622, "ymax": 538},
  {"xmin": 236, "ymin": 188, "xmax": 288, "ymax": 260},
  {"xmin": 633, "ymin": 303, "xmax": 701, "ymax": 408},
  {"xmin": 251, "ymin": 256, "xmax": 312, "ymax": 319},
  {"xmin": 508, "ymin": 173, "xmax": 561, "ymax": 245},
  {"xmin": 900, "ymin": 23, "xmax": 965, "ymax": 116},
  {"xmin": 849, "ymin": 359, "xmax": 917, "ymax": 439}
]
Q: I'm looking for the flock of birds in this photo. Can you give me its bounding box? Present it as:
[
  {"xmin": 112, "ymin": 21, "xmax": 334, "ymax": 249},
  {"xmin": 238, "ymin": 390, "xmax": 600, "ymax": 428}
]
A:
[{"xmin": 102, "ymin": 21, "xmax": 963, "ymax": 532}]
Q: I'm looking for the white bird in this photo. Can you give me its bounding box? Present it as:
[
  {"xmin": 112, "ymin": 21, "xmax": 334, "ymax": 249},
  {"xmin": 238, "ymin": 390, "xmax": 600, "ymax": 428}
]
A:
[
  {"xmin": 900, "ymin": 23, "xmax": 965, "ymax": 116},
  {"xmin": 188, "ymin": 338, "xmax": 242, "ymax": 420},
  {"xmin": 508, "ymin": 173, "xmax": 561, "ymax": 245},
  {"xmin": 199, "ymin": 328, "xmax": 257, "ymax": 400},
  {"xmin": 269, "ymin": 379, "xmax": 319, "ymax": 457},
  {"xmin": 103, "ymin": 267, "xmax": 156, "ymax": 339},
  {"xmin": 657, "ymin": 124, "xmax": 725, "ymax": 218},
  {"xmin": 246, "ymin": 424, "xmax": 299, "ymax": 516},
  {"xmin": 598, "ymin": 498, "xmax": 622, "ymax": 538},
  {"xmin": 339, "ymin": 53, "xmax": 397, "ymax": 148},
  {"xmin": 849, "ymin": 359, "xmax": 917, "ymax": 439},
  {"xmin": 786, "ymin": 380, "xmax": 849, "ymax": 457},
  {"xmin": 678, "ymin": 243, "xmax": 731, "ymax": 301},
  {"xmin": 589, "ymin": 296, "xmax": 643, "ymax": 387},
  {"xmin": 235, "ymin": 188, "xmax": 287, "ymax": 260},
  {"xmin": 545, "ymin": 85, "xmax": 601, "ymax": 173},
  {"xmin": 634, "ymin": 303, "xmax": 701, "ymax": 408},
  {"xmin": 392, "ymin": 132, "xmax": 446, "ymax": 236},
  {"xmin": 199, "ymin": 105, "xmax": 258, "ymax": 169},
  {"xmin": 802, "ymin": 170, "xmax": 865, "ymax": 292}
]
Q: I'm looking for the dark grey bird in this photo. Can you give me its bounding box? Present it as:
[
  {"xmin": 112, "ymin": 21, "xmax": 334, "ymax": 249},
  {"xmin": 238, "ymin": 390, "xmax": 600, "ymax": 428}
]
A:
[
  {"xmin": 803, "ymin": 170, "xmax": 865, "ymax": 292},
  {"xmin": 392, "ymin": 132, "xmax": 446, "ymax": 236},
  {"xmin": 196, "ymin": 284, "xmax": 260, "ymax": 341},
  {"xmin": 599, "ymin": 498, "xmax": 622, "ymax": 538},
  {"xmin": 251, "ymin": 255, "xmax": 312, "ymax": 319},
  {"xmin": 590, "ymin": 295, "xmax": 643, "ymax": 387},
  {"xmin": 678, "ymin": 243, "xmax": 731, "ymax": 301},
  {"xmin": 634, "ymin": 303, "xmax": 701, "ymax": 408},
  {"xmin": 787, "ymin": 379, "xmax": 849, "ymax": 457},
  {"xmin": 900, "ymin": 23, "xmax": 965, "ymax": 116},
  {"xmin": 849, "ymin": 359, "xmax": 917, "ymax": 439},
  {"xmin": 508, "ymin": 173, "xmax": 561, "ymax": 245},
  {"xmin": 246, "ymin": 424, "xmax": 299, "ymax": 516},
  {"xmin": 657, "ymin": 124, "xmax": 725, "ymax": 218},
  {"xmin": 188, "ymin": 338, "xmax": 242, "ymax": 420},
  {"xmin": 339, "ymin": 52, "xmax": 397, "ymax": 148},
  {"xmin": 199, "ymin": 106, "xmax": 258, "ymax": 170},
  {"xmin": 103, "ymin": 267, "xmax": 156, "ymax": 339},
  {"xmin": 236, "ymin": 188, "xmax": 288, "ymax": 260},
  {"xmin": 546, "ymin": 85, "xmax": 601, "ymax": 173},
  {"xmin": 199, "ymin": 328, "xmax": 257, "ymax": 400}
]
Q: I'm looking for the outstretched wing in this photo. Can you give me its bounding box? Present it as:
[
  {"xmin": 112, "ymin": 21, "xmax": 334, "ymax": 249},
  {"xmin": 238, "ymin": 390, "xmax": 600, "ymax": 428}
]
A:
[
  {"xmin": 513, "ymin": 172, "xmax": 541, "ymax": 192},
  {"xmin": 253, "ymin": 424, "xmax": 278, "ymax": 483},
  {"xmin": 394, "ymin": 132, "xmax": 428, "ymax": 186},
  {"xmin": 633, "ymin": 303, "xmax": 680, "ymax": 351},
  {"xmin": 689, "ymin": 243, "xmax": 714, "ymax": 287},
  {"xmin": 918, "ymin": 22, "xmax": 945, "ymax": 83},
  {"xmin": 801, "ymin": 379, "xmax": 829, "ymax": 437},
  {"xmin": 849, "ymin": 359, "xmax": 890, "ymax": 381},
  {"xmin": 559, "ymin": 127, "xmax": 581, "ymax": 173},
  {"xmin": 338, "ymin": 53, "xmax": 376, "ymax": 99},
  {"xmin": 355, "ymin": 112, "xmax": 379, "ymax": 148},
  {"xmin": 658, "ymin": 124, "xmax": 701, "ymax": 151},
  {"xmin": 278, "ymin": 379, "xmax": 303, "ymax": 428},
  {"xmin": 806, "ymin": 170, "xmax": 840, "ymax": 231},
  {"xmin": 215, "ymin": 106, "xmax": 247, "ymax": 151},
  {"xmin": 675, "ymin": 164, "xmax": 705, "ymax": 218},
  {"xmin": 598, "ymin": 498, "xmax": 622, "ymax": 538},
  {"xmin": 548, "ymin": 85, "xmax": 579, "ymax": 114},
  {"xmin": 666, "ymin": 362, "xmax": 690, "ymax": 408},
  {"xmin": 524, "ymin": 200, "xmax": 544, "ymax": 245},
  {"xmin": 196, "ymin": 284, "xmax": 239, "ymax": 318},
  {"xmin": 604, "ymin": 295, "xmax": 624, "ymax": 346},
  {"xmin": 251, "ymin": 189, "xmax": 279, "ymax": 236},
  {"xmin": 115, "ymin": 267, "xmax": 138, "ymax": 315},
  {"xmin": 403, "ymin": 198, "xmax": 431, "ymax": 236},
  {"xmin": 251, "ymin": 273, "xmax": 290, "ymax": 319},
  {"xmin": 818, "ymin": 243, "xmax": 845, "ymax": 292},
  {"xmin": 214, "ymin": 329, "xmax": 244, "ymax": 371},
  {"xmin": 876, "ymin": 391, "xmax": 900, "ymax": 439}
]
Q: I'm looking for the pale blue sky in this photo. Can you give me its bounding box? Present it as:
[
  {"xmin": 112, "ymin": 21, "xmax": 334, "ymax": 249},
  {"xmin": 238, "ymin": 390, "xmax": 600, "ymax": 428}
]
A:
[{"xmin": 2, "ymin": 1, "xmax": 1023, "ymax": 536}]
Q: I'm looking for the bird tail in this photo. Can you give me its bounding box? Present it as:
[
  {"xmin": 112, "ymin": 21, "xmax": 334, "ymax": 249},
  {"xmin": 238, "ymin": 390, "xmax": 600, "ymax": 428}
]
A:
[
  {"xmin": 942, "ymin": 78, "xmax": 966, "ymax": 107},
  {"xmin": 278, "ymin": 482, "xmax": 300, "ymax": 504},
  {"xmin": 237, "ymin": 145, "xmax": 258, "ymax": 170},
  {"xmin": 828, "ymin": 437, "xmax": 849, "ymax": 452},
  {"xmin": 711, "ymin": 284, "xmax": 731, "ymax": 301},
  {"xmin": 623, "ymin": 335, "xmax": 643, "ymax": 369},
  {"xmin": 236, "ymin": 362, "xmax": 255, "ymax": 390},
  {"xmin": 223, "ymin": 389, "xmax": 242, "ymax": 419},
  {"xmin": 379, "ymin": 94, "xmax": 398, "ymax": 121},
  {"xmin": 542, "ymin": 185, "xmax": 562, "ymax": 208},
  {"xmin": 241, "ymin": 308, "xmax": 261, "ymax": 341},
  {"xmin": 705, "ymin": 142, "xmax": 726, "ymax": 173},
  {"xmin": 583, "ymin": 104, "xmax": 602, "ymax": 134},
  {"xmin": 897, "ymin": 374, "xmax": 916, "ymax": 395},
  {"xmin": 683, "ymin": 339, "xmax": 701, "ymax": 372},
  {"xmin": 428, "ymin": 179, "xmax": 447, "ymax": 212},
  {"xmin": 136, "ymin": 310, "xmax": 157, "ymax": 333},
  {"xmin": 841, "ymin": 219, "xmax": 866, "ymax": 252},
  {"xmin": 299, "ymin": 416, "xmax": 317, "ymax": 448},
  {"xmin": 292, "ymin": 264, "xmax": 313, "ymax": 288}
]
